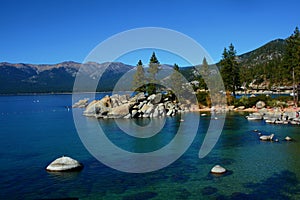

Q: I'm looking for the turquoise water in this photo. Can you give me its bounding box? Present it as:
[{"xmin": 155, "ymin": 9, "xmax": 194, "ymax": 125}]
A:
[{"xmin": 1, "ymin": 94, "xmax": 300, "ymax": 199}]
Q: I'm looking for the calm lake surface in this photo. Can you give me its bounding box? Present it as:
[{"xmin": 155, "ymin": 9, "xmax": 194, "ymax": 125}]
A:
[{"xmin": 1, "ymin": 94, "xmax": 300, "ymax": 200}]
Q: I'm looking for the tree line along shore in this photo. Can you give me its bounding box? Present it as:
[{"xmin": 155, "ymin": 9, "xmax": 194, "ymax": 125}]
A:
[{"xmin": 72, "ymin": 27, "xmax": 300, "ymax": 117}]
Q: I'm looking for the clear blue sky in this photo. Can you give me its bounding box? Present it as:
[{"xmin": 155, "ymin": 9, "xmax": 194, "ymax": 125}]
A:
[{"xmin": 0, "ymin": 0, "xmax": 299, "ymax": 66}]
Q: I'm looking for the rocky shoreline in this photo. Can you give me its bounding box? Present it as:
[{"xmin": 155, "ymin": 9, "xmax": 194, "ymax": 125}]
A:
[
  {"xmin": 73, "ymin": 93, "xmax": 300, "ymax": 124},
  {"xmin": 73, "ymin": 93, "xmax": 191, "ymax": 119}
]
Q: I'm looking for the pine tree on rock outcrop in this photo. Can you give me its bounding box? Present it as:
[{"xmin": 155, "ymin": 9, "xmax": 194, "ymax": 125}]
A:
[{"xmin": 132, "ymin": 60, "xmax": 146, "ymax": 92}]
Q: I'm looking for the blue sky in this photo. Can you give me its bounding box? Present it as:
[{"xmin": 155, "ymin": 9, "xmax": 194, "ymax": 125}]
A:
[{"xmin": 0, "ymin": 0, "xmax": 299, "ymax": 66}]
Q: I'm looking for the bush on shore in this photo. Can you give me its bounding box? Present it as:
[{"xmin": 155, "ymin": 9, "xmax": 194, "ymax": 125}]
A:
[{"xmin": 196, "ymin": 91, "xmax": 294, "ymax": 108}]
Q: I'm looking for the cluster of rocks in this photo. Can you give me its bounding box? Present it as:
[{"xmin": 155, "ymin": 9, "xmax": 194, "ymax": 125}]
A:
[
  {"xmin": 244, "ymin": 100, "xmax": 300, "ymax": 125},
  {"xmin": 78, "ymin": 93, "xmax": 190, "ymax": 119},
  {"xmin": 246, "ymin": 107, "xmax": 300, "ymax": 125},
  {"xmin": 252, "ymin": 130, "xmax": 293, "ymax": 142}
]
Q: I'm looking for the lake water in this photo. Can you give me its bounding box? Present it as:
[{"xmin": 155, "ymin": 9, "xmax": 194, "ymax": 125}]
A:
[{"xmin": 1, "ymin": 94, "xmax": 300, "ymax": 200}]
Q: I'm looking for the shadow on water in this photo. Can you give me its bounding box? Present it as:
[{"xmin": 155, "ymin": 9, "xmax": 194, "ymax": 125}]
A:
[{"xmin": 214, "ymin": 170, "xmax": 300, "ymax": 200}]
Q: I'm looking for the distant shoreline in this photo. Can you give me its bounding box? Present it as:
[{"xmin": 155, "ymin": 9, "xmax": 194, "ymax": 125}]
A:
[{"xmin": 0, "ymin": 91, "xmax": 113, "ymax": 96}]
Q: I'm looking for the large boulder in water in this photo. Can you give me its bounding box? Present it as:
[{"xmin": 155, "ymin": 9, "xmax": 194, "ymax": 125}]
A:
[
  {"xmin": 108, "ymin": 102, "xmax": 133, "ymax": 118},
  {"xmin": 83, "ymin": 96, "xmax": 112, "ymax": 117},
  {"xmin": 46, "ymin": 156, "xmax": 83, "ymax": 172},
  {"xmin": 210, "ymin": 165, "xmax": 226, "ymax": 174}
]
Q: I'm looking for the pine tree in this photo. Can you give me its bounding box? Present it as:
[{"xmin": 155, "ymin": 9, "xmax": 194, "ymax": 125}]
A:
[
  {"xmin": 201, "ymin": 57, "xmax": 209, "ymax": 90},
  {"xmin": 148, "ymin": 52, "xmax": 160, "ymax": 80},
  {"xmin": 132, "ymin": 60, "xmax": 146, "ymax": 92},
  {"xmin": 170, "ymin": 63, "xmax": 183, "ymax": 98},
  {"xmin": 147, "ymin": 52, "xmax": 160, "ymax": 95},
  {"xmin": 220, "ymin": 43, "xmax": 240, "ymax": 97},
  {"xmin": 149, "ymin": 52, "xmax": 159, "ymax": 64},
  {"xmin": 283, "ymin": 27, "xmax": 300, "ymax": 104},
  {"xmin": 202, "ymin": 57, "xmax": 209, "ymax": 77},
  {"xmin": 284, "ymin": 27, "xmax": 300, "ymax": 80},
  {"xmin": 137, "ymin": 59, "xmax": 143, "ymax": 66}
]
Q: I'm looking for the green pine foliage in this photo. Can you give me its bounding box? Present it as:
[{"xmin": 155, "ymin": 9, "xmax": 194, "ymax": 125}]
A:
[
  {"xmin": 149, "ymin": 52, "xmax": 160, "ymax": 64},
  {"xmin": 220, "ymin": 43, "xmax": 240, "ymax": 97},
  {"xmin": 147, "ymin": 52, "xmax": 160, "ymax": 95},
  {"xmin": 199, "ymin": 57, "xmax": 209, "ymax": 90},
  {"xmin": 148, "ymin": 52, "xmax": 160, "ymax": 80},
  {"xmin": 132, "ymin": 60, "xmax": 146, "ymax": 92},
  {"xmin": 170, "ymin": 63, "xmax": 184, "ymax": 98},
  {"xmin": 283, "ymin": 27, "xmax": 300, "ymax": 82}
]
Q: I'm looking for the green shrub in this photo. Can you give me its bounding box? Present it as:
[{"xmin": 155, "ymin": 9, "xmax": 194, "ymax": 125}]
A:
[{"xmin": 196, "ymin": 91, "xmax": 209, "ymax": 106}]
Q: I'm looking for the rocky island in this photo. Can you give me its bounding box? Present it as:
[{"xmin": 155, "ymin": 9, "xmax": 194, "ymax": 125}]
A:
[{"xmin": 73, "ymin": 92, "xmax": 192, "ymax": 119}]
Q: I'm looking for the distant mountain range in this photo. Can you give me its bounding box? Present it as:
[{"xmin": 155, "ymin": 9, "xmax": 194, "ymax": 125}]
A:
[
  {"xmin": 0, "ymin": 38, "xmax": 288, "ymax": 94},
  {"xmin": 0, "ymin": 61, "xmax": 132, "ymax": 93}
]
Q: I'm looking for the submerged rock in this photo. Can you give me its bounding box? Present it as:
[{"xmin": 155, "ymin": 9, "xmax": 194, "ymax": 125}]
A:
[
  {"xmin": 46, "ymin": 156, "xmax": 83, "ymax": 172},
  {"xmin": 210, "ymin": 165, "xmax": 226, "ymax": 174}
]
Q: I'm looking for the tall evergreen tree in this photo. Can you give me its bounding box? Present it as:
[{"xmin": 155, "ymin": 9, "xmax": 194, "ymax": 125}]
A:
[
  {"xmin": 220, "ymin": 43, "xmax": 240, "ymax": 97},
  {"xmin": 283, "ymin": 27, "xmax": 300, "ymax": 104},
  {"xmin": 202, "ymin": 57, "xmax": 209, "ymax": 77},
  {"xmin": 132, "ymin": 60, "xmax": 146, "ymax": 92},
  {"xmin": 148, "ymin": 52, "xmax": 160, "ymax": 80},
  {"xmin": 201, "ymin": 57, "xmax": 209, "ymax": 90},
  {"xmin": 284, "ymin": 27, "xmax": 300, "ymax": 80},
  {"xmin": 195, "ymin": 57, "xmax": 209, "ymax": 90},
  {"xmin": 147, "ymin": 52, "xmax": 160, "ymax": 95},
  {"xmin": 170, "ymin": 63, "xmax": 183, "ymax": 98}
]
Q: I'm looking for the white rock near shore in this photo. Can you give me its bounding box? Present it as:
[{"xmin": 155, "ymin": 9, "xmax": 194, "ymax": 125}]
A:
[
  {"xmin": 210, "ymin": 165, "xmax": 227, "ymax": 174},
  {"xmin": 46, "ymin": 156, "xmax": 83, "ymax": 172}
]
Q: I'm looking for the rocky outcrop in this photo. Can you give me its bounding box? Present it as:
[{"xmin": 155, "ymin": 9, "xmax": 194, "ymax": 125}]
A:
[
  {"xmin": 82, "ymin": 93, "xmax": 189, "ymax": 119},
  {"xmin": 46, "ymin": 156, "xmax": 83, "ymax": 172}
]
